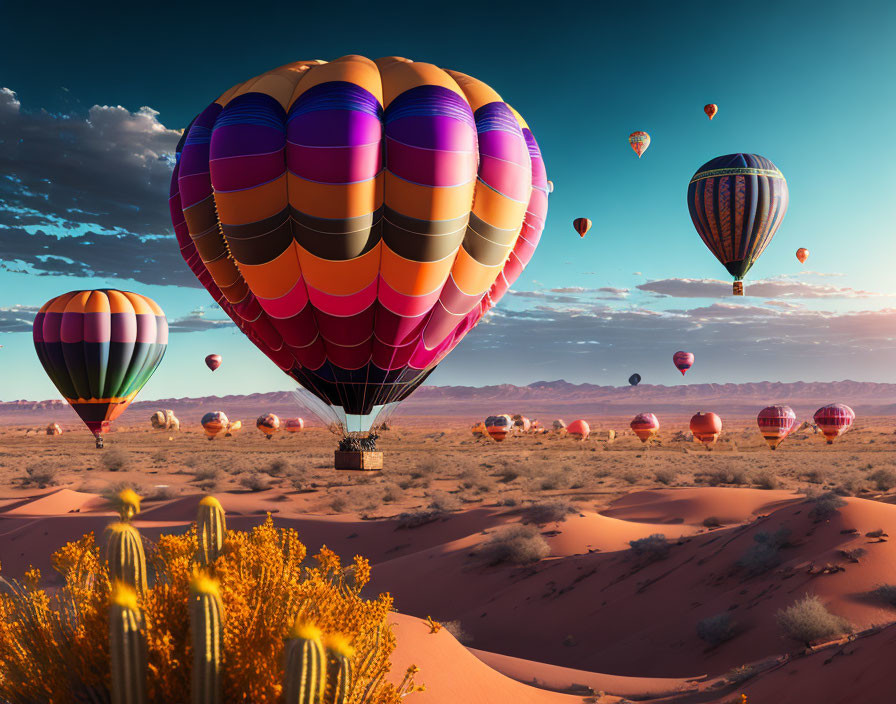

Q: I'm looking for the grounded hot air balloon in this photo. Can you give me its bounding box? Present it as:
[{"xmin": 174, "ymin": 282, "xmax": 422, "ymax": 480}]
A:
[
  {"xmin": 796, "ymin": 247, "xmax": 809, "ymax": 264},
  {"xmin": 471, "ymin": 421, "xmax": 487, "ymax": 438},
  {"xmin": 170, "ymin": 56, "xmax": 548, "ymax": 464},
  {"xmin": 224, "ymin": 420, "xmax": 242, "ymax": 437},
  {"xmin": 547, "ymin": 180, "xmax": 554, "ymax": 193},
  {"xmin": 485, "ymin": 415, "xmax": 513, "ymax": 442},
  {"xmin": 757, "ymin": 404, "xmax": 797, "ymax": 450},
  {"xmin": 628, "ymin": 373, "xmax": 642, "ymax": 386},
  {"xmin": 46, "ymin": 423, "xmax": 62, "ymax": 436},
  {"xmin": 628, "ymin": 131, "xmax": 650, "ymax": 158},
  {"xmin": 552, "ymin": 419, "xmax": 567, "ymax": 432},
  {"xmin": 33, "ymin": 290, "xmax": 167, "ymax": 448},
  {"xmin": 512, "ymin": 415, "xmax": 531, "ymax": 433},
  {"xmin": 205, "ymin": 354, "xmax": 222, "ymax": 371},
  {"xmin": 567, "ymin": 419, "xmax": 590, "ymax": 440},
  {"xmin": 813, "ymin": 404, "xmax": 855, "ymax": 444},
  {"xmin": 201, "ymin": 411, "xmax": 228, "ymax": 440},
  {"xmin": 704, "ymin": 104, "xmax": 718, "ymax": 120},
  {"xmin": 687, "ymin": 154, "xmax": 788, "ymax": 296},
  {"xmin": 673, "ymin": 351, "xmax": 694, "ymax": 375},
  {"xmin": 573, "ymin": 218, "xmax": 592, "ymax": 238},
  {"xmin": 630, "ymin": 412, "xmax": 659, "ymax": 443},
  {"xmin": 151, "ymin": 410, "xmax": 179, "ymax": 431},
  {"xmin": 257, "ymin": 413, "xmax": 281, "ymax": 439},
  {"xmin": 284, "ymin": 417, "xmax": 305, "ymax": 433},
  {"xmin": 690, "ymin": 412, "xmax": 722, "ymax": 449}
]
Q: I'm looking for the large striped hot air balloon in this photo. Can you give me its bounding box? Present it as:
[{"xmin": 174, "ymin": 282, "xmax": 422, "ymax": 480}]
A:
[
  {"xmin": 33, "ymin": 290, "xmax": 167, "ymax": 448},
  {"xmin": 673, "ymin": 351, "xmax": 694, "ymax": 375},
  {"xmin": 630, "ymin": 412, "xmax": 659, "ymax": 443},
  {"xmin": 169, "ymin": 56, "xmax": 548, "ymax": 455},
  {"xmin": 202, "ymin": 411, "xmax": 229, "ymax": 440},
  {"xmin": 690, "ymin": 412, "xmax": 722, "ymax": 449},
  {"xmin": 757, "ymin": 405, "xmax": 797, "ymax": 449},
  {"xmin": 813, "ymin": 404, "xmax": 855, "ymax": 444},
  {"xmin": 686, "ymin": 154, "xmax": 788, "ymax": 296}
]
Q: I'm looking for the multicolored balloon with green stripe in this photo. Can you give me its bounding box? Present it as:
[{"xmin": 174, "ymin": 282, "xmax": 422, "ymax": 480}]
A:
[{"xmin": 32, "ymin": 290, "xmax": 168, "ymax": 442}]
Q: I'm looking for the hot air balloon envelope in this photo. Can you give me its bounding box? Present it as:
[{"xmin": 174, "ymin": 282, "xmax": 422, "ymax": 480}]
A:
[
  {"xmin": 567, "ymin": 419, "xmax": 590, "ymax": 440},
  {"xmin": 33, "ymin": 290, "xmax": 167, "ymax": 445},
  {"xmin": 796, "ymin": 248, "xmax": 809, "ymax": 264},
  {"xmin": 628, "ymin": 131, "xmax": 650, "ymax": 157},
  {"xmin": 284, "ymin": 417, "xmax": 305, "ymax": 433},
  {"xmin": 628, "ymin": 373, "xmax": 641, "ymax": 386},
  {"xmin": 757, "ymin": 405, "xmax": 797, "ymax": 449},
  {"xmin": 813, "ymin": 404, "xmax": 854, "ymax": 444},
  {"xmin": 630, "ymin": 412, "xmax": 659, "ymax": 443},
  {"xmin": 687, "ymin": 154, "xmax": 788, "ymax": 296},
  {"xmin": 257, "ymin": 413, "xmax": 281, "ymax": 438},
  {"xmin": 205, "ymin": 354, "xmax": 222, "ymax": 371},
  {"xmin": 690, "ymin": 412, "xmax": 722, "ymax": 449},
  {"xmin": 485, "ymin": 415, "xmax": 513, "ymax": 442},
  {"xmin": 673, "ymin": 351, "xmax": 694, "ymax": 375},
  {"xmin": 202, "ymin": 411, "xmax": 229, "ymax": 439},
  {"xmin": 573, "ymin": 218, "xmax": 592, "ymax": 238},
  {"xmin": 704, "ymin": 104, "xmax": 718, "ymax": 120}
]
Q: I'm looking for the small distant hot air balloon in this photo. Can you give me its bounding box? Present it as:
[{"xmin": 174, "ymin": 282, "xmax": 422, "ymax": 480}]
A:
[
  {"xmin": 257, "ymin": 413, "xmax": 281, "ymax": 439},
  {"xmin": 673, "ymin": 351, "xmax": 694, "ymax": 375},
  {"xmin": 630, "ymin": 413, "xmax": 659, "ymax": 443},
  {"xmin": 33, "ymin": 290, "xmax": 168, "ymax": 448},
  {"xmin": 202, "ymin": 411, "xmax": 228, "ymax": 440},
  {"xmin": 205, "ymin": 354, "xmax": 222, "ymax": 371},
  {"xmin": 756, "ymin": 405, "xmax": 797, "ymax": 450},
  {"xmin": 567, "ymin": 419, "xmax": 590, "ymax": 440},
  {"xmin": 690, "ymin": 412, "xmax": 722, "ymax": 449},
  {"xmin": 629, "ymin": 131, "xmax": 650, "ymax": 158},
  {"xmin": 547, "ymin": 180, "xmax": 554, "ymax": 194},
  {"xmin": 485, "ymin": 415, "xmax": 513, "ymax": 442},
  {"xmin": 628, "ymin": 373, "xmax": 642, "ymax": 386},
  {"xmin": 573, "ymin": 218, "xmax": 592, "ymax": 238},
  {"xmin": 796, "ymin": 248, "xmax": 809, "ymax": 264},
  {"xmin": 704, "ymin": 104, "xmax": 718, "ymax": 120},
  {"xmin": 552, "ymin": 419, "xmax": 567, "ymax": 433},
  {"xmin": 813, "ymin": 404, "xmax": 855, "ymax": 444},
  {"xmin": 46, "ymin": 423, "xmax": 62, "ymax": 436},
  {"xmin": 687, "ymin": 154, "xmax": 788, "ymax": 296},
  {"xmin": 224, "ymin": 420, "xmax": 242, "ymax": 437},
  {"xmin": 284, "ymin": 417, "xmax": 304, "ymax": 433}
]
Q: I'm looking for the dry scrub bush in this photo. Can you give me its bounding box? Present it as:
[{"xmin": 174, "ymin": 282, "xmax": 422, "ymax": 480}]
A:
[
  {"xmin": 752, "ymin": 469, "xmax": 780, "ymax": 490},
  {"xmin": 396, "ymin": 509, "xmax": 444, "ymax": 529},
  {"xmin": 100, "ymin": 448, "xmax": 130, "ymax": 472},
  {"xmin": 628, "ymin": 534, "xmax": 670, "ymax": 563},
  {"xmin": 441, "ymin": 620, "xmax": 471, "ymax": 644},
  {"xmin": 20, "ymin": 463, "xmax": 59, "ymax": 488},
  {"xmin": 737, "ymin": 527, "xmax": 792, "ymax": 576},
  {"xmin": 868, "ymin": 468, "xmax": 896, "ymax": 491},
  {"xmin": 696, "ymin": 613, "xmax": 735, "ymax": 647},
  {"xmin": 476, "ymin": 525, "xmax": 550, "ymax": 565},
  {"xmin": 522, "ymin": 499, "xmax": 574, "ymax": 525},
  {"xmin": 807, "ymin": 491, "xmax": 847, "ymax": 521},
  {"xmin": 427, "ymin": 491, "xmax": 461, "ymax": 513},
  {"xmin": 653, "ymin": 468, "xmax": 677, "ymax": 485},
  {"xmin": 869, "ymin": 584, "xmax": 896, "ymax": 607},
  {"xmin": 0, "ymin": 513, "xmax": 419, "ymax": 703},
  {"xmin": 776, "ymin": 595, "xmax": 852, "ymax": 647},
  {"xmin": 239, "ymin": 473, "xmax": 271, "ymax": 492}
]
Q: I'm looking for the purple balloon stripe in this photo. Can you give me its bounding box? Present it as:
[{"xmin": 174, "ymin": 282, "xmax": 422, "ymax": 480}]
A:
[
  {"xmin": 385, "ymin": 115, "xmax": 476, "ymax": 152},
  {"xmin": 287, "ymin": 110, "xmax": 382, "ymax": 148},
  {"xmin": 386, "ymin": 138, "xmax": 477, "ymax": 188},
  {"xmin": 287, "ymin": 143, "xmax": 381, "ymax": 184},
  {"xmin": 211, "ymin": 152, "xmax": 287, "ymax": 192}
]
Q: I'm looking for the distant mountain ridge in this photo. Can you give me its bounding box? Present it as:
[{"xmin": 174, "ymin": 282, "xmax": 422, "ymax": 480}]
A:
[{"xmin": 3, "ymin": 381, "xmax": 896, "ymax": 425}]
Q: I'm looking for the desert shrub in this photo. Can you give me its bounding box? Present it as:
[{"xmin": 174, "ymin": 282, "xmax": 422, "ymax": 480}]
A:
[
  {"xmin": 804, "ymin": 468, "xmax": 828, "ymax": 484},
  {"xmin": 618, "ymin": 469, "xmax": 639, "ymax": 485},
  {"xmin": 776, "ymin": 595, "xmax": 851, "ymax": 646},
  {"xmin": 838, "ymin": 547, "xmax": 866, "ymax": 563},
  {"xmin": 496, "ymin": 493, "xmax": 521, "ymax": 507},
  {"xmin": 628, "ymin": 534, "xmax": 670, "ymax": 563},
  {"xmin": 696, "ymin": 613, "xmax": 735, "ymax": 647},
  {"xmin": 705, "ymin": 467, "xmax": 748, "ymax": 486},
  {"xmin": 409, "ymin": 460, "xmax": 439, "ymax": 479},
  {"xmin": 191, "ymin": 466, "xmax": 220, "ymax": 482},
  {"xmin": 753, "ymin": 470, "xmax": 780, "ymax": 490},
  {"xmin": 428, "ymin": 491, "xmax": 461, "ymax": 512},
  {"xmin": 100, "ymin": 448, "xmax": 129, "ymax": 472},
  {"xmin": 725, "ymin": 665, "xmax": 756, "ymax": 685},
  {"xmin": 522, "ymin": 498, "xmax": 574, "ymax": 525},
  {"xmin": 703, "ymin": 516, "xmax": 723, "ymax": 528},
  {"xmin": 653, "ymin": 468, "xmax": 677, "ymax": 485},
  {"xmin": 832, "ymin": 473, "xmax": 868, "ymax": 496},
  {"xmin": 21, "ymin": 463, "xmax": 59, "ymax": 488},
  {"xmin": 476, "ymin": 524, "xmax": 550, "ymax": 566},
  {"xmin": 329, "ymin": 495, "xmax": 348, "ymax": 513},
  {"xmin": 496, "ymin": 466, "xmax": 520, "ymax": 483},
  {"xmin": 868, "ymin": 584, "xmax": 896, "ymax": 607},
  {"xmin": 738, "ymin": 528, "xmax": 791, "ymax": 576},
  {"xmin": 868, "ymin": 468, "xmax": 896, "ymax": 491},
  {"xmin": 0, "ymin": 512, "xmax": 419, "ymax": 703},
  {"xmin": 396, "ymin": 509, "xmax": 443, "ymax": 529},
  {"xmin": 239, "ymin": 473, "xmax": 270, "ymax": 492},
  {"xmin": 866, "ymin": 528, "xmax": 887, "ymax": 538},
  {"xmin": 441, "ymin": 620, "xmax": 472, "ymax": 644},
  {"xmin": 537, "ymin": 471, "xmax": 566, "ymax": 491},
  {"xmin": 808, "ymin": 491, "xmax": 847, "ymax": 521},
  {"xmin": 145, "ymin": 485, "xmax": 178, "ymax": 502},
  {"xmin": 266, "ymin": 458, "xmax": 291, "ymax": 477},
  {"xmin": 381, "ymin": 483, "xmax": 401, "ymax": 503}
]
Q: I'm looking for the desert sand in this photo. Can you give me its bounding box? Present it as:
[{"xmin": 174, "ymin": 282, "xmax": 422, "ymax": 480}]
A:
[{"xmin": 2, "ymin": 414, "xmax": 896, "ymax": 703}]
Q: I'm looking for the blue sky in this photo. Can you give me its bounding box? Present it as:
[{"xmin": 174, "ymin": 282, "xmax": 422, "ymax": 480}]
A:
[{"xmin": 1, "ymin": 0, "xmax": 895, "ymax": 401}]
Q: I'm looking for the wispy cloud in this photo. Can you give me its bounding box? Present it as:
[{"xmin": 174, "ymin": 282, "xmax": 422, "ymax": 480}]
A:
[
  {"xmin": 167, "ymin": 309, "xmax": 234, "ymax": 332},
  {"xmin": 0, "ymin": 305, "xmax": 39, "ymax": 332},
  {"xmin": 637, "ymin": 277, "xmax": 882, "ymax": 299}
]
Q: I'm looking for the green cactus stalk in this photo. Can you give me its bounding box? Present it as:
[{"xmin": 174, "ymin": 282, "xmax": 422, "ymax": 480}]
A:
[
  {"xmin": 190, "ymin": 574, "xmax": 223, "ymax": 704},
  {"xmin": 109, "ymin": 582, "xmax": 148, "ymax": 704},
  {"xmin": 324, "ymin": 635, "xmax": 354, "ymax": 704},
  {"xmin": 115, "ymin": 489, "xmax": 142, "ymax": 522},
  {"xmin": 105, "ymin": 522, "xmax": 147, "ymax": 594},
  {"xmin": 283, "ymin": 621, "xmax": 327, "ymax": 704},
  {"xmin": 196, "ymin": 495, "xmax": 227, "ymax": 565}
]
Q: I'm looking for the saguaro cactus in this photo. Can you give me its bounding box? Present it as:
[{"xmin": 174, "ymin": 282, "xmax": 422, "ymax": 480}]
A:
[
  {"xmin": 283, "ymin": 621, "xmax": 327, "ymax": 704},
  {"xmin": 109, "ymin": 583, "xmax": 147, "ymax": 704},
  {"xmin": 116, "ymin": 489, "xmax": 142, "ymax": 522},
  {"xmin": 105, "ymin": 522, "xmax": 147, "ymax": 594},
  {"xmin": 196, "ymin": 495, "xmax": 227, "ymax": 565},
  {"xmin": 324, "ymin": 635, "xmax": 354, "ymax": 704},
  {"xmin": 190, "ymin": 574, "xmax": 223, "ymax": 704}
]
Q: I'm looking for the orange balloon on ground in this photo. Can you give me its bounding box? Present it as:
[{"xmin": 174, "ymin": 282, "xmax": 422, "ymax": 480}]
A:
[
  {"xmin": 567, "ymin": 419, "xmax": 590, "ymax": 440},
  {"xmin": 690, "ymin": 412, "xmax": 722, "ymax": 449},
  {"xmin": 485, "ymin": 415, "xmax": 513, "ymax": 442},
  {"xmin": 201, "ymin": 411, "xmax": 228, "ymax": 440},
  {"xmin": 630, "ymin": 413, "xmax": 659, "ymax": 443},
  {"xmin": 704, "ymin": 104, "xmax": 718, "ymax": 120},
  {"xmin": 796, "ymin": 247, "xmax": 809, "ymax": 264},
  {"xmin": 284, "ymin": 418, "xmax": 305, "ymax": 433},
  {"xmin": 471, "ymin": 421, "xmax": 487, "ymax": 438},
  {"xmin": 256, "ymin": 413, "xmax": 281, "ymax": 439}
]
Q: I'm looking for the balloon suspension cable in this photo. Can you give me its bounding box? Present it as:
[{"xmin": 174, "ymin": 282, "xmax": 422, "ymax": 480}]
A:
[{"xmin": 733, "ymin": 281, "xmax": 744, "ymax": 296}]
